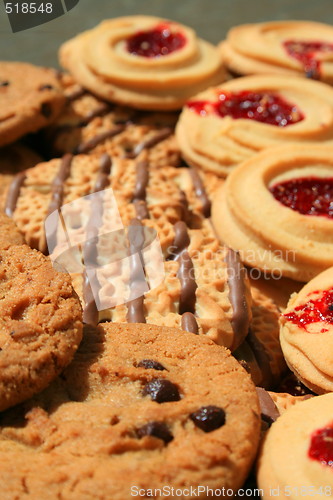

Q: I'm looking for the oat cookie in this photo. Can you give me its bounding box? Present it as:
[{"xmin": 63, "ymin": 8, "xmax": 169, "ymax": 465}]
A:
[
  {"xmin": 0, "ymin": 62, "xmax": 65, "ymax": 147},
  {"xmin": 212, "ymin": 144, "xmax": 333, "ymax": 281},
  {"xmin": 59, "ymin": 16, "xmax": 225, "ymax": 110},
  {"xmin": 176, "ymin": 75, "xmax": 333, "ymax": 176},
  {"xmin": 0, "ymin": 232, "xmax": 82, "ymax": 411},
  {"xmin": 220, "ymin": 21, "xmax": 333, "ymax": 83},
  {"xmin": 0, "ymin": 323, "xmax": 260, "ymax": 499},
  {"xmin": 280, "ymin": 266, "xmax": 333, "ymax": 394}
]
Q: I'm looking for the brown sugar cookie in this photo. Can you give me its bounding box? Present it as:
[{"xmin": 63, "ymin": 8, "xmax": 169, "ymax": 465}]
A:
[
  {"xmin": 220, "ymin": 21, "xmax": 333, "ymax": 83},
  {"xmin": 0, "ymin": 211, "xmax": 24, "ymax": 249},
  {"xmin": 0, "ymin": 238, "xmax": 82, "ymax": 412},
  {"xmin": 176, "ymin": 75, "xmax": 333, "ymax": 177},
  {"xmin": 257, "ymin": 393, "xmax": 333, "ymax": 499},
  {"xmin": 280, "ymin": 266, "xmax": 333, "ymax": 394},
  {"xmin": 0, "ymin": 323, "xmax": 261, "ymax": 499},
  {"xmin": 212, "ymin": 144, "xmax": 333, "ymax": 282},
  {"xmin": 59, "ymin": 16, "xmax": 225, "ymax": 110},
  {"xmin": 0, "ymin": 62, "xmax": 65, "ymax": 147}
]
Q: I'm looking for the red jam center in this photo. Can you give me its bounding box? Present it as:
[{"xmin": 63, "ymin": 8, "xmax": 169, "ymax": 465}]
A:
[
  {"xmin": 308, "ymin": 424, "xmax": 333, "ymax": 467},
  {"xmin": 270, "ymin": 177, "xmax": 333, "ymax": 219},
  {"xmin": 126, "ymin": 23, "xmax": 186, "ymax": 58},
  {"xmin": 187, "ymin": 91, "xmax": 304, "ymax": 127},
  {"xmin": 284, "ymin": 40, "xmax": 333, "ymax": 78},
  {"xmin": 283, "ymin": 288, "xmax": 333, "ymax": 331}
]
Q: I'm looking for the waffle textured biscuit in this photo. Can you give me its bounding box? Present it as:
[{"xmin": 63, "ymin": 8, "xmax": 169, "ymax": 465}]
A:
[
  {"xmin": 59, "ymin": 16, "xmax": 225, "ymax": 110},
  {"xmin": 220, "ymin": 21, "xmax": 333, "ymax": 83},
  {"xmin": 0, "ymin": 323, "xmax": 261, "ymax": 499},
  {"xmin": 0, "ymin": 62, "xmax": 65, "ymax": 147},
  {"xmin": 212, "ymin": 144, "xmax": 333, "ymax": 281},
  {"xmin": 176, "ymin": 75, "xmax": 333, "ymax": 176},
  {"xmin": 280, "ymin": 266, "xmax": 333, "ymax": 394},
  {"xmin": 0, "ymin": 216, "xmax": 82, "ymax": 411},
  {"xmin": 257, "ymin": 393, "xmax": 333, "ymax": 499},
  {"xmin": 45, "ymin": 75, "xmax": 181, "ymax": 166}
]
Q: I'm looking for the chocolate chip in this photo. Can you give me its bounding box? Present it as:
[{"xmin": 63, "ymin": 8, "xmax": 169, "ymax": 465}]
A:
[
  {"xmin": 0, "ymin": 81, "xmax": 9, "ymax": 87},
  {"xmin": 41, "ymin": 102, "xmax": 52, "ymax": 118},
  {"xmin": 137, "ymin": 421, "xmax": 173, "ymax": 443},
  {"xmin": 137, "ymin": 359, "xmax": 166, "ymax": 371},
  {"xmin": 39, "ymin": 84, "xmax": 54, "ymax": 91},
  {"xmin": 143, "ymin": 378, "xmax": 180, "ymax": 403},
  {"xmin": 190, "ymin": 406, "xmax": 226, "ymax": 432}
]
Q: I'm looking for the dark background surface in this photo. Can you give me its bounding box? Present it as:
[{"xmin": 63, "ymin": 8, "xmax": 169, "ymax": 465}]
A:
[{"xmin": 0, "ymin": 0, "xmax": 333, "ymax": 68}]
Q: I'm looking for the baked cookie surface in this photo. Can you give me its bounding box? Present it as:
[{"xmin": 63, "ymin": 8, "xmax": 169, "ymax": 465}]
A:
[
  {"xmin": 220, "ymin": 21, "xmax": 333, "ymax": 83},
  {"xmin": 0, "ymin": 322, "xmax": 260, "ymax": 499},
  {"xmin": 176, "ymin": 75, "xmax": 333, "ymax": 177},
  {"xmin": 0, "ymin": 62, "xmax": 65, "ymax": 147},
  {"xmin": 59, "ymin": 16, "xmax": 225, "ymax": 110},
  {"xmin": 0, "ymin": 222, "xmax": 82, "ymax": 411}
]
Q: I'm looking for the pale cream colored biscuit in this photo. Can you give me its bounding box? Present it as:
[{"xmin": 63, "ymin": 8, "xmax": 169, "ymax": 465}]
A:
[
  {"xmin": 59, "ymin": 16, "xmax": 225, "ymax": 110},
  {"xmin": 176, "ymin": 75, "xmax": 333, "ymax": 176},
  {"xmin": 212, "ymin": 144, "xmax": 333, "ymax": 281},
  {"xmin": 220, "ymin": 21, "xmax": 333, "ymax": 84},
  {"xmin": 257, "ymin": 393, "xmax": 333, "ymax": 499},
  {"xmin": 0, "ymin": 323, "xmax": 261, "ymax": 499},
  {"xmin": 280, "ymin": 267, "xmax": 333, "ymax": 394},
  {"xmin": 0, "ymin": 62, "xmax": 65, "ymax": 147}
]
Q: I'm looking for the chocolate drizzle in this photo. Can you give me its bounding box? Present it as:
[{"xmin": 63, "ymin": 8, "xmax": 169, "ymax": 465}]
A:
[
  {"xmin": 76, "ymin": 125, "xmax": 125, "ymax": 154},
  {"xmin": 126, "ymin": 219, "xmax": 146, "ymax": 324},
  {"xmin": 171, "ymin": 221, "xmax": 197, "ymax": 315},
  {"xmin": 125, "ymin": 127, "xmax": 172, "ymax": 159},
  {"xmin": 47, "ymin": 154, "xmax": 73, "ymax": 217},
  {"xmin": 66, "ymin": 86, "xmax": 86, "ymax": 102},
  {"xmin": 132, "ymin": 159, "xmax": 150, "ymax": 220},
  {"xmin": 46, "ymin": 154, "xmax": 73, "ymax": 252},
  {"xmin": 256, "ymin": 387, "xmax": 280, "ymax": 425},
  {"xmin": 189, "ymin": 168, "xmax": 211, "ymax": 218},
  {"xmin": 82, "ymin": 154, "xmax": 112, "ymax": 325},
  {"xmin": 79, "ymin": 103, "xmax": 112, "ymax": 127},
  {"xmin": 5, "ymin": 171, "xmax": 27, "ymax": 217},
  {"xmin": 181, "ymin": 312, "xmax": 199, "ymax": 334},
  {"xmin": 225, "ymin": 249, "xmax": 250, "ymax": 350}
]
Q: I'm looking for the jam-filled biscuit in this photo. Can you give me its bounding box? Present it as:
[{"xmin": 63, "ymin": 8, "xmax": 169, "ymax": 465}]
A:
[
  {"xmin": 280, "ymin": 267, "xmax": 333, "ymax": 394},
  {"xmin": 212, "ymin": 144, "xmax": 333, "ymax": 281},
  {"xmin": 0, "ymin": 217, "xmax": 82, "ymax": 411},
  {"xmin": 257, "ymin": 393, "xmax": 333, "ymax": 499},
  {"xmin": 176, "ymin": 75, "xmax": 333, "ymax": 177},
  {"xmin": 220, "ymin": 21, "xmax": 333, "ymax": 83},
  {"xmin": 0, "ymin": 62, "xmax": 65, "ymax": 147},
  {"xmin": 0, "ymin": 323, "xmax": 260, "ymax": 498},
  {"xmin": 59, "ymin": 16, "xmax": 225, "ymax": 110}
]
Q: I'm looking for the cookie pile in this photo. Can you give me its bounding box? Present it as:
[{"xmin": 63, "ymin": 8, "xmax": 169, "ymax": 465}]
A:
[{"xmin": 1, "ymin": 15, "xmax": 333, "ymax": 498}]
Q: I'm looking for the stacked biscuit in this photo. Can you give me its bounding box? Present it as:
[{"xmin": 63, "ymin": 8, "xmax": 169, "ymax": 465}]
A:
[{"xmin": 0, "ymin": 15, "xmax": 333, "ymax": 498}]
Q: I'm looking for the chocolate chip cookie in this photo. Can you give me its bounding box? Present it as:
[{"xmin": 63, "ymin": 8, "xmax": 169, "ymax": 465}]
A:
[
  {"xmin": 0, "ymin": 323, "xmax": 260, "ymax": 499},
  {"xmin": 0, "ymin": 62, "xmax": 65, "ymax": 147}
]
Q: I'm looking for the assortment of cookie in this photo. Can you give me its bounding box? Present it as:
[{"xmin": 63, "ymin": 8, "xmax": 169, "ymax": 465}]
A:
[{"xmin": 0, "ymin": 15, "xmax": 333, "ymax": 498}]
